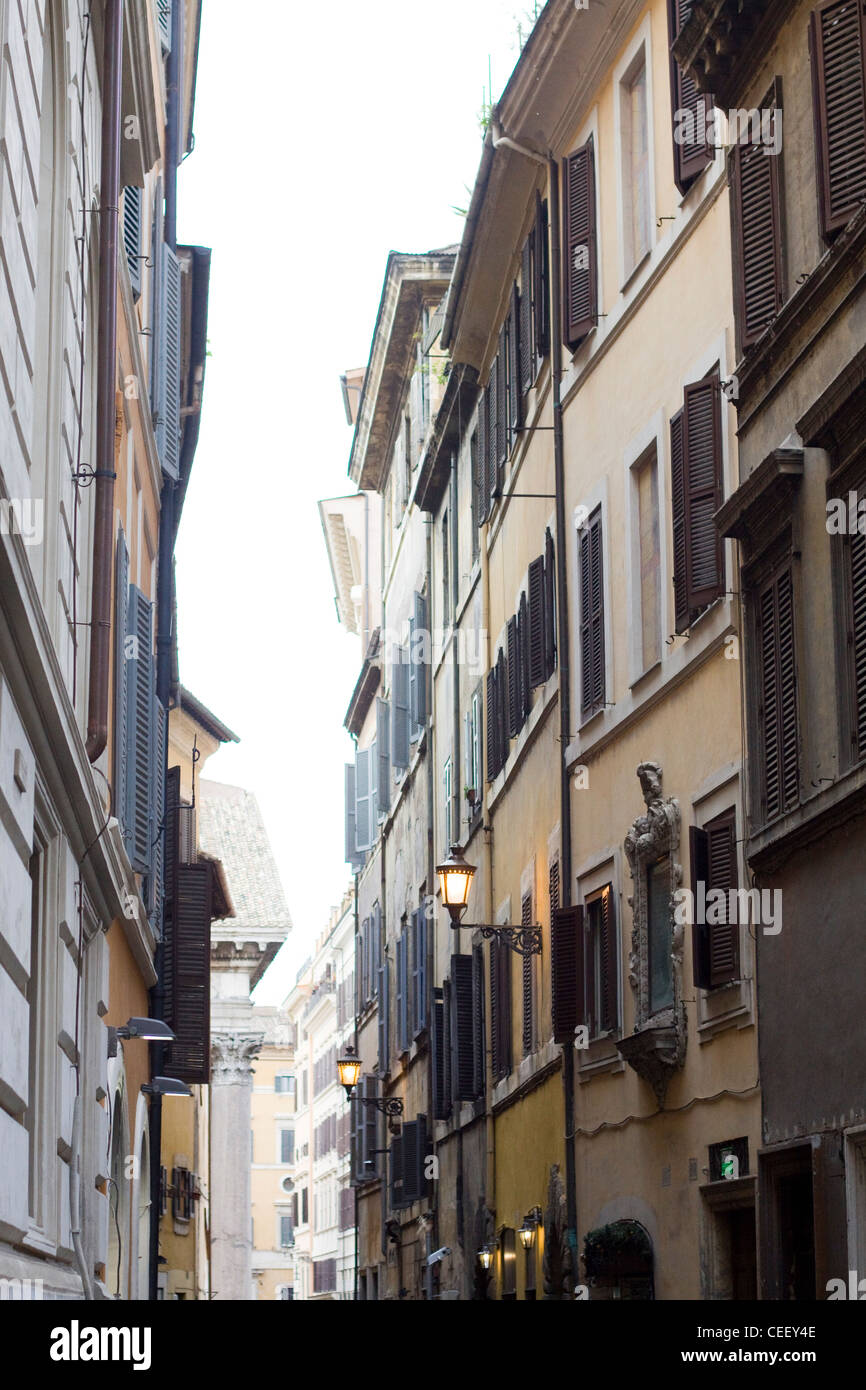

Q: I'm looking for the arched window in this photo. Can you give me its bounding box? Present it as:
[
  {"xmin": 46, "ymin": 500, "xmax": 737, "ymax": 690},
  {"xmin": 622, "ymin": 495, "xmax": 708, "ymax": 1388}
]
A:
[{"xmin": 584, "ymin": 1219, "xmax": 654, "ymax": 1300}]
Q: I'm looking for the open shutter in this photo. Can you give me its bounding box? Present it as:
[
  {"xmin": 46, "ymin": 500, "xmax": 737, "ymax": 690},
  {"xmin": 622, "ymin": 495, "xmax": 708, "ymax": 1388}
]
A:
[
  {"xmin": 155, "ymin": 241, "xmax": 182, "ymax": 480},
  {"xmin": 151, "ymin": 698, "xmax": 167, "ymax": 933},
  {"xmin": 495, "ymin": 648, "xmax": 508, "ymax": 773},
  {"xmin": 706, "ymin": 810, "xmax": 739, "ymax": 986},
  {"xmin": 162, "ymin": 765, "xmax": 181, "ymax": 1027},
  {"xmin": 350, "ymin": 1092, "xmax": 360, "ymax": 1182},
  {"xmin": 730, "ymin": 96, "xmax": 784, "ymax": 351},
  {"xmin": 810, "ymin": 0, "xmax": 866, "ymax": 239},
  {"xmin": 378, "ymin": 950, "xmax": 390, "ymax": 1072},
  {"xmin": 354, "ymin": 748, "xmax": 371, "ymax": 853},
  {"xmin": 157, "ymin": 0, "xmax": 172, "ymax": 51},
  {"xmin": 489, "ymin": 937, "xmax": 512, "ymax": 1082},
  {"xmin": 528, "ymin": 555, "xmax": 546, "ymax": 688},
  {"xmin": 544, "ymin": 528, "xmax": 556, "ymax": 679},
  {"xmin": 495, "ymin": 329, "xmax": 508, "ymax": 491},
  {"xmin": 414, "ymin": 907, "xmax": 427, "ymax": 1034},
  {"xmin": 534, "ymin": 193, "xmax": 550, "ymax": 363},
  {"xmin": 487, "ymin": 360, "xmax": 499, "ymax": 504},
  {"xmin": 599, "ymin": 888, "xmax": 617, "ymax": 1032},
  {"xmin": 122, "ymin": 186, "xmax": 142, "ymax": 300},
  {"xmin": 450, "ymin": 953, "xmax": 475, "ymax": 1102},
  {"xmin": 579, "ymin": 512, "xmax": 605, "ymax": 715},
  {"xmin": 369, "ymin": 737, "xmax": 378, "ymax": 830},
  {"xmin": 363, "ymin": 1075, "xmax": 378, "ymax": 1179},
  {"xmin": 683, "ymin": 372, "xmax": 724, "ymax": 612},
  {"xmin": 391, "ymin": 651, "xmax": 410, "ymax": 771},
  {"xmin": 125, "ymin": 586, "xmax": 154, "ymax": 874},
  {"xmin": 376, "ymin": 699, "xmax": 390, "ymax": 816},
  {"xmin": 562, "ymin": 135, "xmax": 597, "ymax": 349},
  {"xmin": 431, "ymin": 989, "xmax": 448, "ymax": 1119},
  {"xmin": 165, "ymin": 861, "xmax": 213, "ymax": 1084},
  {"xmin": 472, "ymin": 946, "xmax": 485, "ymax": 1098},
  {"xmin": 410, "ymin": 592, "xmax": 428, "ymax": 730},
  {"xmin": 518, "ymin": 591, "xmax": 530, "ymax": 725},
  {"xmin": 401, "ymin": 1118, "xmax": 422, "ymax": 1205},
  {"xmin": 757, "ymin": 567, "xmax": 799, "ymax": 822},
  {"xmin": 551, "ymin": 904, "xmax": 584, "ymax": 1043},
  {"xmin": 396, "ymin": 933, "xmax": 407, "ymax": 1053},
  {"xmin": 345, "ymin": 763, "xmax": 363, "ymax": 869},
  {"xmin": 849, "ymin": 521, "xmax": 866, "ymax": 756},
  {"xmin": 667, "ymin": 0, "xmax": 714, "ymax": 193},
  {"xmin": 477, "ymin": 391, "xmax": 489, "ymax": 524},
  {"xmin": 508, "ymin": 284, "xmax": 522, "ymax": 443},
  {"xmin": 521, "ymin": 894, "xmax": 534, "ymax": 1056},
  {"xmin": 520, "ymin": 234, "xmax": 534, "ymax": 394},
  {"xmin": 113, "ymin": 530, "xmax": 129, "ymax": 834},
  {"xmin": 670, "ymin": 408, "xmax": 689, "ymax": 633},
  {"xmin": 389, "ymin": 1133, "xmax": 404, "ymax": 1209},
  {"xmin": 506, "ymin": 616, "xmax": 519, "ymax": 739}
]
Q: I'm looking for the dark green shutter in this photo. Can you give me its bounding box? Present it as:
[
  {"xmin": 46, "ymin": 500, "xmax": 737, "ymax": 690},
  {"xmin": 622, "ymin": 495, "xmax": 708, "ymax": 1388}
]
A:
[
  {"xmin": 521, "ymin": 893, "xmax": 534, "ymax": 1056},
  {"xmin": 506, "ymin": 616, "xmax": 519, "ymax": 739},
  {"xmin": 472, "ymin": 946, "xmax": 485, "ymax": 1098},
  {"xmin": 389, "ymin": 1133, "xmax": 404, "ymax": 1208},
  {"xmin": 508, "ymin": 284, "xmax": 522, "ymax": 444},
  {"xmin": 528, "ymin": 555, "xmax": 546, "ymax": 687},
  {"xmin": 534, "ymin": 194, "xmax": 550, "ymax": 363}
]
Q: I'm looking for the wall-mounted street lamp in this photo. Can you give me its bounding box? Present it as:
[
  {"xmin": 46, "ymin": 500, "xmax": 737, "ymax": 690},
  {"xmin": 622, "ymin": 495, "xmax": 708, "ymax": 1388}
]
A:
[
  {"xmin": 108, "ymin": 1017, "xmax": 176, "ymax": 1058},
  {"xmin": 519, "ymin": 1214, "xmax": 540, "ymax": 1249},
  {"xmin": 337, "ymin": 1046, "xmax": 404, "ymax": 1128},
  {"xmin": 436, "ymin": 845, "xmax": 542, "ymax": 957},
  {"xmin": 141, "ymin": 1077, "xmax": 191, "ymax": 1099},
  {"xmin": 478, "ymin": 1246, "xmax": 492, "ymax": 1271}
]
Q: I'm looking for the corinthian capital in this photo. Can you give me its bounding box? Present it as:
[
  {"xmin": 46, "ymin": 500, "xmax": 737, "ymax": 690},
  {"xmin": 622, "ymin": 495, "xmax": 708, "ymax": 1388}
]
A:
[{"xmin": 210, "ymin": 1032, "xmax": 264, "ymax": 1082}]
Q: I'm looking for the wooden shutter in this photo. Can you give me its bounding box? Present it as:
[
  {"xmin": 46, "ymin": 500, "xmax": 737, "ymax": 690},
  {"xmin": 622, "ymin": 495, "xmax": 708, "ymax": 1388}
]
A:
[
  {"xmin": 412, "ymin": 907, "xmax": 427, "ymax": 1035},
  {"xmin": 489, "ymin": 937, "xmax": 512, "ymax": 1081},
  {"xmin": 534, "ymin": 193, "xmax": 550, "ymax": 364},
  {"xmin": 486, "ymin": 668, "xmax": 498, "ymax": 781},
  {"xmin": 496, "ymin": 648, "xmax": 508, "ymax": 773},
  {"xmin": 757, "ymin": 567, "xmax": 799, "ymax": 822},
  {"xmin": 165, "ymin": 861, "xmax": 213, "ymax": 1083},
  {"xmin": 158, "ymin": 0, "xmax": 172, "ymax": 51},
  {"xmin": 551, "ymin": 905, "xmax": 584, "ymax": 1043},
  {"xmin": 562, "ymin": 135, "xmax": 598, "ymax": 349},
  {"xmin": 496, "ymin": 329, "xmax": 508, "ymax": 488},
  {"xmin": 487, "ymin": 362, "xmax": 499, "ymax": 503},
  {"xmin": 579, "ymin": 510, "xmax": 605, "ymax": 715},
  {"xmin": 670, "ymin": 408, "xmax": 690, "ymax": 633},
  {"xmin": 450, "ymin": 953, "xmax": 475, "ymax": 1102},
  {"xmin": 544, "ymin": 528, "xmax": 557, "ymax": 679},
  {"xmin": 369, "ymin": 734, "xmax": 378, "ymax": 828},
  {"xmin": 518, "ymin": 590, "xmax": 530, "ymax": 725},
  {"xmin": 345, "ymin": 763, "xmax": 363, "ymax": 868},
  {"xmin": 667, "ymin": 0, "xmax": 714, "ymax": 194},
  {"xmin": 521, "ymin": 894, "xmax": 534, "ymax": 1056},
  {"xmin": 848, "ymin": 520, "xmax": 866, "ymax": 757},
  {"xmin": 442, "ymin": 977, "xmax": 452, "ymax": 1116},
  {"xmin": 377, "ymin": 951, "xmax": 390, "ymax": 1073},
  {"xmin": 472, "ymin": 946, "xmax": 485, "ymax": 1098},
  {"xmin": 122, "ymin": 186, "xmax": 142, "ymax": 299},
  {"xmin": 391, "ymin": 651, "xmax": 410, "ymax": 770},
  {"xmin": 475, "ymin": 403, "xmax": 488, "ymax": 528},
  {"xmin": 520, "ymin": 234, "xmax": 534, "ymax": 394},
  {"xmin": 354, "ymin": 748, "xmax": 371, "ymax": 853},
  {"xmin": 151, "ymin": 699, "xmax": 167, "ymax": 932},
  {"xmin": 528, "ymin": 555, "xmax": 546, "ymax": 687},
  {"xmin": 401, "ymin": 1116, "xmax": 427, "ymax": 1205},
  {"xmin": 155, "ymin": 241, "xmax": 181, "ymax": 480},
  {"xmin": 125, "ymin": 586, "xmax": 154, "ymax": 874},
  {"xmin": 508, "ymin": 284, "xmax": 522, "ymax": 442},
  {"xmin": 113, "ymin": 530, "xmax": 129, "ymax": 835},
  {"xmin": 691, "ymin": 811, "xmax": 739, "ymax": 987},
  {"xmin": 810, "ymin": 0, "xmax": 866, "ymax": 239},
  {"xmin": 431, "ymin": 989, "xmax": 448, "ymax": 1119},
  {"xmin": 506, "ymin": 616, "xmax": 519, "ymax": 739},
  {"xmin": 599, "ymin": 888, "xmax": 617, "ymax": 1032},
  {"xmin": 411, "ymin": 591, "xmax": 428, "ymax": 729},
  {"xmin": 549, "ymin": 858, "xmax": 560, "ymax": 914},
  {"xmin": 362, "ymin": 1074, "xmax": 378, "ymax": 1178},
  {"xmin": 376, "ymin": 698, "xmax": 390, "ymax": 816},
  {"xmin": 389, "ymin": 1134, "xmax": 404, "ymax": 1209},
  {"xmin": 683, "ymin": 371, "xmax": 724, "ymax": 612},
  {"xmin": 690, "ymin": 823, "xmax": 711, "ymax": 988},
  {"xmin": 161, "ymin": 764, "xmax": 181, "ymax": 1027},
  {"xmin": 730, "ymin": 95, "xmax": 784, "ymax": 351},
  {"xmin": 396, "ymin": 932, "xmax": 409, "ymax": 1052}
]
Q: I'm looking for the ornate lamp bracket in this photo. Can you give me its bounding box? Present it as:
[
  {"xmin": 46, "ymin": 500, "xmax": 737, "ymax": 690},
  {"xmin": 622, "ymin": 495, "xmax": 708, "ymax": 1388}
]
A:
[{"xmin": 478, "ymin": 924, "xmax": 542, "ymax": 957}]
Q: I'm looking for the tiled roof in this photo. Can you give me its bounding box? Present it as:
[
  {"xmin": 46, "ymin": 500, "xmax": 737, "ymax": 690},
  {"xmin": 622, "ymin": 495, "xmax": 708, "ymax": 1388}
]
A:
[{"xmin": 197, "ymin": 780, "xmax": 293, "ymax": 932}]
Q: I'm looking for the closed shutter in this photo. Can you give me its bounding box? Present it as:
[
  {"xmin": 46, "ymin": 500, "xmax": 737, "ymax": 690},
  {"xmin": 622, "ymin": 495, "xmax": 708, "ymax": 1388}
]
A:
[
  {"xmin": 520, "ymin": 234, "xmax": 534, "ymax": 394},
  {"xmin": 151, "ymin": 699, "xmax": 167, "ymax": 932},
  {"xmin": 599, "ymin": 887, "xmax": 618, "ymax": 1032},
  {"xmin": 495, "ymin": 329, "xmax": 508, "ymax": 490},
  {"xmin": 410, "ymin": 592, "xmax": 428, "ymax": 730},
  {"xmin": 757, "ymin": 567, "xmax": 799, "ymax": 821},
  {"xmin": 667, "ymin": 0, "xmax": 714, "ymax": 193},
  {"xmin": 125, "ymin": 586, "xmax": 154, "ymax": 874},
  {"xmin": 369, "ymin": 736, "xmax": 378, "ymax": 831},
  {"xmin": 389, "ymin": 1133, "xmax": 404, "ymax": 1209},
  {"xmin": 122, "ymin": 186, "xmax": 142, "ymax": 299},
  {"xmin": 549, "ymin": 858, "xmax": 560, "ymax": 914},
  {"xmin": 506, "ymin": 616, "xmax": 519, "ymax": 739},
  {"xmin": 350, "ymin": 1091, "xmax": 361, "ymax": 1182},
  {"xmin": 450, "ymin": 953, "xmax": 475, "ymax": 1102},
  {"xmin": 683, "ymin": 372, "xmax": 724, "ymax": 612},
  {"xmin": 158, "ymin": 0, "xmax": 172, "ymax": 51},
  {"xmin": 155, "ymin": 240, "xmax": 181, "ymax": 480},
  {"xmin": 391, "ymin": 651, "xmax": 411, "ymax": 770},
  {"xmin": 344, "ymin": 763, "xmax": 361, "ymax": 867},
  {"xmin": 691, "ymin": 811, "xmax": 739, "ymax": 987},
  {"xmin": 377, "ymin": 951, "xmax": 390, "ymax": 1072},
  {"xmin": 518, "ymin": 591, "xmax": 530, "ymax": 725},
  {"xmin": 472, "ymin": 946, "xmax": 485, "ymax": 1098},
  {"xmin": 371, "ymin": 903, "xmax": 382, "ymax": 1004},
  {"xmin": 579, "ymin": 510, "xmax": 605, "ymax": 715},
  {"xmin": 544, "ymin": 528, "xmax": 557, "ymax": 678},
  {"xmin": 486, "ymin": 668, "xmax": 498, "ymax": 781},
  {"xmin": 810, "ymin": 0, "xmax": 866, "ymax": 239},
  {"xmin": 670, "ymin": 408, "xmax": 690, "ymax": 633},
  {"xmin": 551, "ymin": 905, "xmax": 584, "ymax": 1043},
  {"xmin": 489, "ymin": 937, "xmax": 512, "ymax": 1081},
  {"xmin": 534, "ymin": 193, "xmax": 550, "ymax": 363},
  {"xmin": 165, "ymin": 861, "xmax": 213, "ymax": 1083},
  {"xmin": 508, "ymin": 284, "xmax": 522, "ymax": 443},
  {"xmin": 528, "ymin": 555, "xmax": 546, "ymax": 687},
  {"xmin": 562, "ymin": 135, "xmax": 598, "ymax": 349},
  {"xmin": 355, "ymin": 748, "xmax": 371, "ymax": 853},
  {"xmin": 496, "ymin": 648, "xmax": 508, "ymax": 773},
  {"xmin": 162, "ymin": 765, "xmax": 181, "ymax": 1026},
  {"xmin": 521, "ymin": 893, "xmax": 534, "ymax": 1056},
  {"xmin": 730, "ymin": 93, "xmax": 784, "ymax": 351},
  {"xmin": 431, "ymin": 989, "xmax": 448, "ymax": 1119},
  {"xmin": 411, "ymin": 907, "xmax": 428, "ymax": 1035},
  {"xmin": 848, "ymin": 519, "xmax": 866, "ymax": 756},
  {"xmin": 362, "ymin": 1075, "xmax": 378, "ymax": 1178},
  {"xmin": 476, "ymin": 399, "xmax": 489, "ymax": 527},
  {"xmin": 113, "ymin": 530, "xmax": 129, "ymax": 836},
  {"xmin": 376, "ymin": 699, "xmax": 390, "ymax": 815},
  {"xmin": 487, "ymin": 360, "xmax": 499, "ymax": 503},
  {"xmin": 396, "ymin": 932, "xmax": 409, "ymax": 1053}
]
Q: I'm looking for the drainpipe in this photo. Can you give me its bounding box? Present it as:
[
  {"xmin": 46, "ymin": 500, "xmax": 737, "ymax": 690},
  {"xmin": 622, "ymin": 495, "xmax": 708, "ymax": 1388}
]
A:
[
  {"xmin": 549, "ymin": 155, "xmax": 578, "ymax": 1275},
  {"xmin": 353, "ymin": 870, "xmax": 360, "ymax": 1300},
  {"xmin": 424, "ymin": 512, "xmax": 438, "ymax": 1294},
  {"xmin": 85, "ymin": 0, "xmax": 124, "ymax": 763},
  {"xmin": 149, "ymin": 0, "xmax": 182, "ymax": 1302}
]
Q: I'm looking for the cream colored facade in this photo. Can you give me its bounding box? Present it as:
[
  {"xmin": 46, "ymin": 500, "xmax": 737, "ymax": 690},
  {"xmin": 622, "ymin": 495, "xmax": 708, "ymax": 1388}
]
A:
[{"xmin": 250, "ymin": 1008, "xmax": 296, "ymax": 1301}]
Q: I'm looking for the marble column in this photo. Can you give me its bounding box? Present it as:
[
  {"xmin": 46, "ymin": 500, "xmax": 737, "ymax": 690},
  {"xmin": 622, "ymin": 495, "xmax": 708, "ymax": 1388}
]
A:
[{"xmin": 209, "ymin": 1032, "xmax": 263, "ymax": 1300}]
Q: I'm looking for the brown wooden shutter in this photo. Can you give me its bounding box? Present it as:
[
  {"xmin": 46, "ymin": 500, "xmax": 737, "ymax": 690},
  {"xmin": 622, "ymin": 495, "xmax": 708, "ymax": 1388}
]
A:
[
  {"xmin": 162, "ymin": 765, "xmax": 181, "ymax": 1026},
  {"xmin": 551, "ymin": 905, "xmax": 584, "ymax": 1043},
  {"xmin": 579, "ymin": 510, "xmax": 605, "ymax": 715},
  {"xmin": 496, "ymin": 328, "xmax": 508, "ymax": 487},
  {"xmin": 520, "ymin": 234, "xmax": 534, "ymax": 393},
  {"xmin": 730, "ymin": 118, "xmax": 784, "ymax": 351},
  {"xmin": 667, "ymin": 0, "xmax": 714, "ymax": 194},
  {"xmin": 389, "ymin": 1133, "xmax": 403, "ymax": 1209},
  {"xmin": 521, "ymin": 893, "xmax": 534, "ymax": 1056},
  {"xmin": 847, "ymin": 521, "xmax": 866, "ymax": 756},
  {"xmin": 683, "ymin": 370, "xmax": 724, "ymax": 613},
  {"xmin": 489, "ymin": 936, "xmax": 512, "ymax": 1081},
  {"xmin": 472, "ymin": 946, "xmax": 485, "ymax": 1098},
  {"xmin": 495, "ymin": 648, "xmax": 508, "ymax": 774},
  {"xmin": 165, "ymin": 861, "xmax": 213, "ymax": 1083},
  {"xmin": 477, "ymin": 390, "xmax": 489, "ymax": 524},
  {"xmin": 450, "ymin": 953, "xmax": 475, "ymax": 1101},
  {"xmin": 562, "ymin": 136, "xmax": 598, "ymax": 349},
  {"xmin": 670, "ymin": 408, "xmax": 690, "ymax": 633},
  {"xmin": 487, "ymin": 362, "xmax": 499, "ymax": 503},
  {"xmin": 706, "ymin": 809, "xmax": 739, "ymax": 985},
  {"xmin": 506, "ymin": 616, "xmax": 519, "ymax": 739},
  {"xmin": 810, "ymin": 0, "xmax": 866, "ymax": 239},
  {"xmin": 518, "ymin": 590, "xmax": 530, "ymax": 725},
  {"xmin": 689, "ymin": 823, "xmax": 712, "ymax": 989},
  {"xmin": 599, "ymin": 887, "xmax": 618, "ymax": 1032},
  {"xmin": 528, "ymin": 555, "xmax": 546, "ymax": 687},
  {"xmin": 757, "ymin": 566, "xmax": 799, "ymax": 822},
  {"xmin": 509, "ymin": 284, "xmax": 522, "ymax": 442},
  {"xmin": 486, "ymin": 668, "xmax": 498, "ymax": 780},
  {"xmin": 544, "ymin": 527, "xmax": 556, "ymax": 678},
  {"xmin": 549, "ymin": 858, "xmax": 560, "ymax": 914},
  {"xmin": 534, "ymin": 193, "xmax": 550, "ymax": 363}
]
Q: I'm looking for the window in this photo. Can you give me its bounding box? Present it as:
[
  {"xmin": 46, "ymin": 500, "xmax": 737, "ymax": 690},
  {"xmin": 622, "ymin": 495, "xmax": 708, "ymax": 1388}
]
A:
[
  {"xmin": 647, "ymin": 857, "xmax": 674, "ymax": 1014},
  {"xmin": 754, "ymin": 565, "xmax": 799, "ymax": 823},
  {"xmin": 634, "ymin": 447, "xmax": 661, "ymax": 672},
  {"xmin": 621, "ymin": 50, "xmax": 651, "ymax": 274},
  {"xmin": 562, "ymin": 135, "xmax": 598, "ymax": 349},
  {"xmin": 730, "ymin": 84, "xmax": 784, "ymax": 352},
  {"xmin": 279, "ymin": 1213, "xmax": 293, "ymax": 1248},
  {"xmin": 274, "ymin": 1074, "xmax": 295, "ymax": 1095},
  {"xmin": 470, "ymin": 430, "xmax": 482, "ymax": 559},
  {"xmin": 313, "ymin": 1258, "xmax": 337, "ymax": 1294},
  {"xmin": 301, "ymin": 1188, "xmax": 308, "ymax": 1225},
  {"xmin": 501, "ymin": 1228, "xmax": 517, "ymax": 1300},
  {"xmin": 464, "ymin": 686, "xmax": 482, "ymax": 809},
  {"xmin": 579, "ymin": 507, "xmax": 605, "ymax": 717},
  {"xmin": 690, "ymin": 808, "xmax": 740, "ymax": 988},
  {"xmin": 396, "ymin": 928, "xmax": 409, "ymax": 1054},
  {"xmin": 670, "ymin": 368, "xmax": 725, "ymax": 632},
  {"xmin": 810, "ymin": 0, "xmax": 866, "ymax": 240},
  {"xmin": 443, "ymin": 757, "xmax": 453, "ymax": 850},
  {"xmin": 667, "ymin": 0, "xmax": 714, "ymax": 194},
  {"xmin": 490, "ymin": 935, "xmax": 512, "ymax": 1082},
  {"xmin": 411, "ymin": 903, "xmax": 428, "ymax": 1037},
  {"xmin": 172, "ymin": 1167, "xmax": 192, "ymax": 1223},
  {"xmin": 442, "ymin": 510, "xmax": 450, "ymax": 624},
  {"xmin": 279, "ymin": 1128, "xmax": 295, "ymax": 1165},
  {"xmin": 277, "ymin": 1286, "xmax": 294, "ymax": 1300},
  {"xmin": 409, "ymin": 591, "xmax": 428, "ymax": 735},
  {"xmin": 586, "ymin": 885, "xmax": 618, "ymax": 1036}
]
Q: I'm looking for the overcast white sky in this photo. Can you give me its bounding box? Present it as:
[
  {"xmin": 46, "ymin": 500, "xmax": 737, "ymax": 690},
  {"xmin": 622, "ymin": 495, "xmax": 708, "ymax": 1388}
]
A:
[{"xmin": 175, "ymin": 0, "xmax": 536, "ymax": 1003}]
